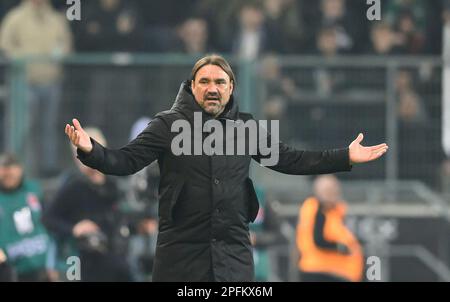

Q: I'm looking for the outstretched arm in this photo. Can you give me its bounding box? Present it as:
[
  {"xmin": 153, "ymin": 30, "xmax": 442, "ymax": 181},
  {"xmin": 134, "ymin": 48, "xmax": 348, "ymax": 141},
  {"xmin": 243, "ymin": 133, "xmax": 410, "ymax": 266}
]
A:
[
  {"xmin": 65, "ymin": 118, "xmax": 170, "ymax": 176},
  {"xmin": 253, "ymin": 128, "xmax": 388, "ymax": 175}
]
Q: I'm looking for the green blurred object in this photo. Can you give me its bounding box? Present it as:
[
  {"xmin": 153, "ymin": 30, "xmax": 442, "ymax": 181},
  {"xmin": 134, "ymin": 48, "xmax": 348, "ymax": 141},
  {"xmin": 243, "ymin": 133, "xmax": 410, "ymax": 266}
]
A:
[{"xmin": 0, "ymin": 179, "xmax": 51, "ymax": 275}]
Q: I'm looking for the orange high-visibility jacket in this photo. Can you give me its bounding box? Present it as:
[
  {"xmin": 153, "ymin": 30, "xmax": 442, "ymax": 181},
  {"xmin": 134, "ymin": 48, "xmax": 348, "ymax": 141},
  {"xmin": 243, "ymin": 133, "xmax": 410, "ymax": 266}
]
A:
[{"xmin": 296, "ymin": 197, "xmax": 363, "ymax": 282}]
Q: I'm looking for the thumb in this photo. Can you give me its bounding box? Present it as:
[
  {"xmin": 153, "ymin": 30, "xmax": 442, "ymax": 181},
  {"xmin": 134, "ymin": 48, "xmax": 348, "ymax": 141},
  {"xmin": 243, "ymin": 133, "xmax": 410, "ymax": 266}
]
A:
[
  {"xmin": 355, "ymin": 133, "xmax": 364, "ymax": 144},
  {"xmin": 72, "ymin": 118, "xmax": 83, "ymax": 132}
]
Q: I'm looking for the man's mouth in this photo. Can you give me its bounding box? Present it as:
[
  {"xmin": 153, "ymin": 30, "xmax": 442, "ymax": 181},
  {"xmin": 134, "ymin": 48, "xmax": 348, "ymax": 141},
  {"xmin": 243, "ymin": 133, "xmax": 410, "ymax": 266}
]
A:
[{"xmin": 205, "ymin": 98, "xmax": 220, "ymax": 104}]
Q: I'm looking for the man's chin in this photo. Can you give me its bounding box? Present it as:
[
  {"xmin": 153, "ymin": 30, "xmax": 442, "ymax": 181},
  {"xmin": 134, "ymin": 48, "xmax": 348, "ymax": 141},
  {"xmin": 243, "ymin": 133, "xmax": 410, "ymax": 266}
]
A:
[{"xmin": 204, "ymin": 106, "xmax": 221, "ymax": 116}]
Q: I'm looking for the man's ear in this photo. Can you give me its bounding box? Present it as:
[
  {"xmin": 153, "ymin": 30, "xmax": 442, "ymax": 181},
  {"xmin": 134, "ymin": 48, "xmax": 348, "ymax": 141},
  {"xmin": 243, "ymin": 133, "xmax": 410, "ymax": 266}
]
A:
[
  {"xmin": 191, "ymin": 80, "xmax": 195, "ymax": 89},
  {"xmin": 230, "ymin": 81, "xmax": 234, "ymax": 95}
]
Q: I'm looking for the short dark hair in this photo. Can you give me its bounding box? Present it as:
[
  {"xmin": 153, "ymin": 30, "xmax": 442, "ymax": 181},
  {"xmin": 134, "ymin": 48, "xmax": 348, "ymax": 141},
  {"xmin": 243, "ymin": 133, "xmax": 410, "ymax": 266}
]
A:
[
  {"xmin": 191, "ymin": 54, "xmax": 236, "ymax": 85},
  {"xmin": 0, "ymin": 153, "xmax": 21, "ymax": 167}
]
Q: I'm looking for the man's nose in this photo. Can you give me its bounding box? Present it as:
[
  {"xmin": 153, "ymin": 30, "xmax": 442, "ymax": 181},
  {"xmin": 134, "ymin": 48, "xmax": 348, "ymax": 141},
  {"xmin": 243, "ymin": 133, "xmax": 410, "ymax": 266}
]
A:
[{"xmin": 206, "ymin": 82, "xmax": 219, "ymax": 92}]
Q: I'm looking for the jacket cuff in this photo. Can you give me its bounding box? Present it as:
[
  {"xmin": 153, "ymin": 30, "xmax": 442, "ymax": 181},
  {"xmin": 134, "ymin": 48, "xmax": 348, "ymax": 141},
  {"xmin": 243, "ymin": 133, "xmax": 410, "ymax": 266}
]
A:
[
  {"xmin": 76, "ymin": 138, "xmax": 104, "ymax": 166},
  {"xmin": 333, "ymin": 148, "xmax": 352, "ymax": 172}
]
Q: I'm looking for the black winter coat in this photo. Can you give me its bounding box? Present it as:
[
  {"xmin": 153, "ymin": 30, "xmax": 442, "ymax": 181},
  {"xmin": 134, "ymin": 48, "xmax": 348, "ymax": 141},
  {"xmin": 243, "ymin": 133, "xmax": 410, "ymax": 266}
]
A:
[{"xmin": 77, "ymin": 81, "xmax": 352, "ymax": 281}]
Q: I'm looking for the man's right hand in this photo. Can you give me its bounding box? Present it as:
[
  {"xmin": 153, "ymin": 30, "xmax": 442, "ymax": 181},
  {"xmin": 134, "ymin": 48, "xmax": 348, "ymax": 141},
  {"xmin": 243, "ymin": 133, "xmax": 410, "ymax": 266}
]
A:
[
  {"xmin": 65, "ymin": 118, "xmax": 93, "ymax": 153},
  {"xmin": 72, "ymin": 220, "xmax": 100, "ymax": 238}
]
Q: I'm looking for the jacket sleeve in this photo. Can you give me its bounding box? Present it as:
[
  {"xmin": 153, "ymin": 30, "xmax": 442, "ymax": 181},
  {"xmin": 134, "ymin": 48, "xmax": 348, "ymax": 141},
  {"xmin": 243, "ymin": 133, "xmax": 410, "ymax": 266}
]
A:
[
  {"xmin": 251, "ymin": 121, "xmax": 352, "ymax": 175},
  {"xmin": 76, "ymin": 117, "xmax": 170, "ymax": 176}
]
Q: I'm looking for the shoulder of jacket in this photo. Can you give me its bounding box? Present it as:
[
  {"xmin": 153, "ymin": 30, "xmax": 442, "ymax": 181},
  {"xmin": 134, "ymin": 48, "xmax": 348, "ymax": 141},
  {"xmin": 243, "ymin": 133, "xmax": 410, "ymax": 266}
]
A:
[
  {"xmin": 154, "ymin": 110, "xmax": 185, "ymax": 125},
  {"xmin": 155, "ymin": 110, "xmax": 180, "ymax": 119},
  {"xmin": 238, "ymin": 112, "xmax": 255, "ymax": 122}
]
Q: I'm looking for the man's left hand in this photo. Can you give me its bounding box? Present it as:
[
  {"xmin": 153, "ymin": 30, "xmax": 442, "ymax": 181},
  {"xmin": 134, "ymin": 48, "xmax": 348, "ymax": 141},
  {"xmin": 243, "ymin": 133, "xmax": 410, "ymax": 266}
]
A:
[{"xmin": 349, "ymin": 133, "xmax": 388, "ymax": 165}]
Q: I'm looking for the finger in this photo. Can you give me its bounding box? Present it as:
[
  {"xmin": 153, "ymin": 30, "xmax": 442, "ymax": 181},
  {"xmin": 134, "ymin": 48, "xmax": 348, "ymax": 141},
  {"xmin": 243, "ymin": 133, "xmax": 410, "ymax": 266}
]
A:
[
  {"xmin": 67, "ymin": 126, "xmax": 73, "ymax": 139},
  {"xmin": 371, "ymin": 146, "xmax": 388, "ymax": 154},
  {"xmin": 68, "ymin": 126, "xmax": 73, "ymax": 139},
  {"xmin": 355, "ymin": 133, "xmax": 364, "ymax": 144},
  {"xmin": 75, "ymin": 130, "xmax": 81, "ymax": 146},
  {"xmin": 373, "ymin": 149, "xmax": 388, "ymax": 159},
  {"xmin": 65, "ymin": 124, "xmax": 72, "ymax": 136},
  {"xmin": 70, "ymin": 127, "xmax": 77, "ymax": 143},
  {"xmin": 72, "ymin": 118, "xmax": 83, "ymax": 131},
  {"xmin": 369, "ymin": 143, "xmax": 388, "ymax": 150},
  {"xmin": 73, "ymin": 131, "xmax": 79, "ymax": 145}
]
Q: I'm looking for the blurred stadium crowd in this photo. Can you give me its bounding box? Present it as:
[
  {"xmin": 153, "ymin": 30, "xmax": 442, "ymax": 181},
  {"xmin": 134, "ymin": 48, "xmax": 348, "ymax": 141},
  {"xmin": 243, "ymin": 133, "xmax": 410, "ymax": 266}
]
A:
[
  {"xmin": 0, "ymin": 0, "xmax": 444, "ymax": 55},
  {"xmin": 0, "ymin": 0, "xmax": 449, "ymax": 282}
]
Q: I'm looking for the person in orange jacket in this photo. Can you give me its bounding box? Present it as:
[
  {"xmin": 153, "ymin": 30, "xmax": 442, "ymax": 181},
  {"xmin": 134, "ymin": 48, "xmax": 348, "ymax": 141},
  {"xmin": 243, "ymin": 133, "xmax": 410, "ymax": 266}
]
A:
[{"xmin": 296, "ymin": 175, "xmax": 363, "ymax": 282}]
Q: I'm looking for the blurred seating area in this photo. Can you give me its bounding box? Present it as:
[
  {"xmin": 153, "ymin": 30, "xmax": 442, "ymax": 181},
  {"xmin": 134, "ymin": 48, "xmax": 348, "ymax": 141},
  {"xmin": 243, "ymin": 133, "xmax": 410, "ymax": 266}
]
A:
[{"xmin": 0, "ymin": 0, "xmax": 446, "ymax": 55}]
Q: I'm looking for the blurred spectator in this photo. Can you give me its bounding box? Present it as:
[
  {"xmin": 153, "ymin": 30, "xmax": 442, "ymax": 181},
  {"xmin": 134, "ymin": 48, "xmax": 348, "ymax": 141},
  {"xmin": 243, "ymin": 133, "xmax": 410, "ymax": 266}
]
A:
[
  {"xmin": 398, "ymin": 90, "xmax": 428, "ymax": 124},
  {"xmin": 397, "ymin": 89, "xmax": 430, "ymax": 182},
  {"xmin": 305, "ymin": 0, "xmax": 364, "ymax": 54},
  {"xmin": 125, "ymin": 117, "xmax": 159, "ymax": 281},
  {"xmin": 385, "ymin": 0, "xmax": 427, "ymax": 32},
  {"xmin": 296, "ymin": 175, "xmax": 363, "ymax": 282},
  {"xmin": 74, "ymin": 0, "xmax": 144, "ymax": 52},
  {"xmin": 263, "ymin": 96, "xmax": 293, "ymax": 143},
  {"xmin": 315, "ymin": 26, "xmax": 339, "ymax": 57},
  {"xmin": 320, "ymin": 0, "xmax": 353, "ymax": 51},
  {"xmin": 259, "ymin": 55, "xmax": 298, "ymax": 142},
  {"xmin": 393, "ymin": 9, "xmax": 425, "ymax": 54},
  {"xmin": 249, "ymin": 185, "xmax": 284, "ymax": 281},
  {"xmin": 0, "ymin": 0, "xmax": 73, "ymax": 177},
  {"xmin": 174, "ymin": 17, "xmax": 210, "ymax": 55},
  {"xmin": 392, "ymin": 69, "xmax": 434, "ymax": 184},
  {"xmin": 42, "ymin": 128, "xmax": 132, "ymax": 281},
  {"xmin": 368, "ymin": 22, "xmax": 406, "ymax": 55},
  {"xmin": 313, "ymin": 27, "xmax": 347, "ymax": 97},
  {"xmin": 260, "ymin": 55, "xmax": 298, "ymax": 99},
  {"xmin": 232, "ymin": 2, "xmax": 282, "ymax": 60},
  {"xmin": 384, "ymin": 0, "xmax": 429, "ymax": 53},
  {"xmin": 395, "ymin": 70, "xmax": 414, "ymax": 94},
  {"xmin": 0, "ymin": 153, "xmax": 53, "ymax": 281},
  {"xmin": 263, "ymin": 0, "xmax": 306, "ymax": 53},
  {"xmin": 194, "ymin": 0, "xmax": 242, "ymax": 52}
]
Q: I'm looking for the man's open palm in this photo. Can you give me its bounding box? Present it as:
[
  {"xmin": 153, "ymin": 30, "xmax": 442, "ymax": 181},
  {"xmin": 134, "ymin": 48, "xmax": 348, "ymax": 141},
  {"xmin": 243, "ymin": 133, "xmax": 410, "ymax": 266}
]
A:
[
  {"xmin": 349, "ymin": 133, "xmax": 388, "ymax": 165},
  {"xmin": 65, "ymin": 119, "xmax": 93, "ymax": 153}
]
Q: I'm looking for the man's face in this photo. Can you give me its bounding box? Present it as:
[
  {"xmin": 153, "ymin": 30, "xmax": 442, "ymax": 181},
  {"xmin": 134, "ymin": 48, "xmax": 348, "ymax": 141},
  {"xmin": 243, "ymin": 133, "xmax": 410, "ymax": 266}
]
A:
[
  {"xmin": 314, "ymin": 176, "xmax": 342, "ymax": 206},
  {"xmin": 191, "ymin": 64, "xmax": 234, "ymax": 117},
  {"xmin": 0, "ymin": 165, "xmax": 23, "ymax": 190}
]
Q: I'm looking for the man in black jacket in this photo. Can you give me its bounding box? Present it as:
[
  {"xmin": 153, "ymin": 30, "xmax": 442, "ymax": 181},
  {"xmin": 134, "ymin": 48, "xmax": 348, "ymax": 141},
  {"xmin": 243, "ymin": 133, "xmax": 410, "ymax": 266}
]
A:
[{"xmin": 65, "ymin": 54, "xmax": 388, "ymax": 282}]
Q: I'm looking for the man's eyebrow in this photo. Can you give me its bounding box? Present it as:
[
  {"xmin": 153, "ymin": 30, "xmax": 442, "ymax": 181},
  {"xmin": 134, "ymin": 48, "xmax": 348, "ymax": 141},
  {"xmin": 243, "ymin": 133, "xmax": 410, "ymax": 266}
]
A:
[{"xmin": 198, "ymin": 77, "xmax": 227, "ymax": 82}]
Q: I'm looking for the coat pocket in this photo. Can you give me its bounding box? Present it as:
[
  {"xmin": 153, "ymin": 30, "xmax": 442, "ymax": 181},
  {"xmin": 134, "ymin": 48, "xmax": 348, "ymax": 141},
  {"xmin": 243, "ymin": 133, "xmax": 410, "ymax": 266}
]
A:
[
  {"xmin": 246, "ymin": 178, "xmax": 260, "ymax": 223},
  {"xmin": 158, "ymin": 178, "xmax": 185, "ymax": 223}
]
